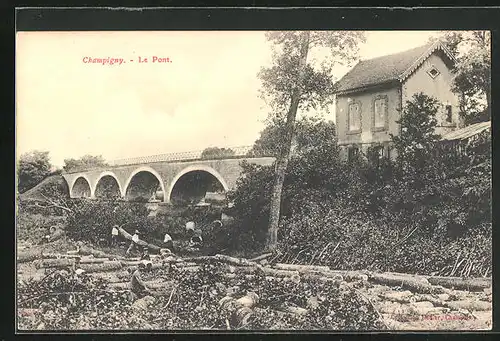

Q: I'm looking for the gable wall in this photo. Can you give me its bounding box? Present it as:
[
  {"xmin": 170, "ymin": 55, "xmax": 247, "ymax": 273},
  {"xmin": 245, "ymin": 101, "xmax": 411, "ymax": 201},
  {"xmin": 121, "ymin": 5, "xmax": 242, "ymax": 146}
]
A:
[{"xmin": 402, "ymin": 52, "xmax": 462, "ymax": 135}]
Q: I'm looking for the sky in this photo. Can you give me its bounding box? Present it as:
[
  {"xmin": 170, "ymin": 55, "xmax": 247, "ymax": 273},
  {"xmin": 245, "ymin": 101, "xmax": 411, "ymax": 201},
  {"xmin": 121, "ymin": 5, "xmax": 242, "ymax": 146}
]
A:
[{"xmin": 16, "ymin": 30, "xmax": 444, "ymax": 168}]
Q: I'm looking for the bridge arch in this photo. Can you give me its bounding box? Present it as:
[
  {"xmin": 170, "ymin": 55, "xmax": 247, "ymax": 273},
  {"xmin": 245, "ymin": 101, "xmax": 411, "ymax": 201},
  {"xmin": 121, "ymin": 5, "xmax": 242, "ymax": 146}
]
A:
[
  {"xmin": 94, "ymin": 171, "xmax": 123, "ymax": 199},
  {"xmin": 166, "ymin": 164, "xmax": 229, "ymax": 204},
  {"xmin": 70, "ymin": 175, "xmax": 93, "ymax": 198},
  {"xmin": 123, "ymin": 166, "xmax": 166, "ymax": 202}
]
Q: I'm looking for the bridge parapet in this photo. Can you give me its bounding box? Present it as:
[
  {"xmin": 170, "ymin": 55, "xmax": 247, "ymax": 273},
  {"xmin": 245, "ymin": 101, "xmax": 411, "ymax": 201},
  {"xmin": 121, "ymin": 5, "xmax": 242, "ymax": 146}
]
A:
[{"xmin": 63, "ymin": 146, "xmax": 275, "ymax": 174}]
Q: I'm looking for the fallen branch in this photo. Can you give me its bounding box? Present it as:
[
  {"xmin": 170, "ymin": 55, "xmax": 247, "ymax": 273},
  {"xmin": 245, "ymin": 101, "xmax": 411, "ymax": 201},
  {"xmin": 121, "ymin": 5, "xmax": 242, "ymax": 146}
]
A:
[
  {"xmin": 316, "ymin": 242, "xmax": 333, "ymax": 263},
  {"xmin": 248, "ymin": 253, "xmax": 273, "ymax": 262}
]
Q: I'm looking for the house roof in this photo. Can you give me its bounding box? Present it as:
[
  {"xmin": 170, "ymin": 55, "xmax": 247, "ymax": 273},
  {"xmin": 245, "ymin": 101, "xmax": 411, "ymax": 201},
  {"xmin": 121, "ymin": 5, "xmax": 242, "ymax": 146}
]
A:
[
  {"xmin": 441, "ymin": 121, "xmax": 491, "ymax": 142},
  {"xmin": 333, "ymin": 41, "xmax": 457, "ymax": 95}
]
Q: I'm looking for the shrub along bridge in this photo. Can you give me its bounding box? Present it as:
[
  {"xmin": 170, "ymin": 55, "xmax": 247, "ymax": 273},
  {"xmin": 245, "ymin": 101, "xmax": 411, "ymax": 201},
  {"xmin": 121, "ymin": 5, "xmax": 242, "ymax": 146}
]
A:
[{"xmin": 62, "ymin": 146, "xmax": 275, "ymax": 205}]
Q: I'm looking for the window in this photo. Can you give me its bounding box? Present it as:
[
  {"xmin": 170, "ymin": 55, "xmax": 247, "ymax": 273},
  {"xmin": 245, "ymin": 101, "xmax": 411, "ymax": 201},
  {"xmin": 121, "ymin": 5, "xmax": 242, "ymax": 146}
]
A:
[
  {"xmin": 348, "ymin": 146, "xmax": 359, "ymax": 162},
  {"xmin": 445, "ymin": 105, "xmax": 452, "ymax": 123},
  {"xmin": 373, "ymin": 96, "xmax": 388, "ymax": 130},
  {"xmin": 348, "ymin": 101, "xmax": 361, "ymax": 132},
  {"xmin": 427, "ymin": 66, "xmax": 440, "ymax": 79}
]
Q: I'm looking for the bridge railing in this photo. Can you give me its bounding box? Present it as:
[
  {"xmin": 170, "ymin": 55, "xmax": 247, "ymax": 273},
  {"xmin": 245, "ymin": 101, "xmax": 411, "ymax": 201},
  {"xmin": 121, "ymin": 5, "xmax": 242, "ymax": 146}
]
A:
[{"xmin": 62, "ymin": 146, "xmax": 276, "ymax": 174}]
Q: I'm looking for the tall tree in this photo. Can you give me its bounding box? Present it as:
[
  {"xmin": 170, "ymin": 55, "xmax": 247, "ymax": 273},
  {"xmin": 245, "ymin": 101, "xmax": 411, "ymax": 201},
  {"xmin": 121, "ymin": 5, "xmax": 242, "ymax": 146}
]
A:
[
  {"xmin": 17, "ymin": 150, "xmax": 52, "ymax": 193},
  {"xmin": 259, "ymin": 31, "xmax": 365, "ymax": 251},
  {"xmin": 430, "ymin": 31, "xmax": 491, "ymax": 124}
]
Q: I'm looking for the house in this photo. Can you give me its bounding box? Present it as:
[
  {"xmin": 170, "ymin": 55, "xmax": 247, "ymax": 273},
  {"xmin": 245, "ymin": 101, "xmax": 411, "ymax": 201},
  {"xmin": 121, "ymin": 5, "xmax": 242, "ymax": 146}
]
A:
[{"xmin": 333, "ymin": 41, "xmax": 462, "ymax": 161}]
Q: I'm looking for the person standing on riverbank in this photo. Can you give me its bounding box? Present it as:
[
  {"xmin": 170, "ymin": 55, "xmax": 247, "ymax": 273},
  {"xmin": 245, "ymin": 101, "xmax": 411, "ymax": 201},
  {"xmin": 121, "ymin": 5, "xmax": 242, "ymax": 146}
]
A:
[
  {"xmin": 126, "ymin": 230, "xmax": 141, "ymax": 256},
  {"xmin": 110, "ymin": 225, "xmax": 119, "ymax": 246}
]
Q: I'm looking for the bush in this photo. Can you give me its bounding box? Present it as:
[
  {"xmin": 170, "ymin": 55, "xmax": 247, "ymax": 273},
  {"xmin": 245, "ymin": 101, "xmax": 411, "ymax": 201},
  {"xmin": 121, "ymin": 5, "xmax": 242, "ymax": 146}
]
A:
[
  {"xmin": 65, "ymin": 200, "xmax": 149, "ymax": 244},
  {"xmin": 17, "ymin": 151, "xmax": 52, "ymax": 194},
  {"xmin": 64, "ymin": 200, "xmax": 230, "ymax": 251},
  {"xmin": 16, "ymin": 211, "xmax": 66, "ymax": 243},
  {"xmin": 227, "ymin": 161, "xmax": 275, "ymax": 252},
  {"xmin": 276, "ymin": 199, "xmax": 491, "ymax": 277}
]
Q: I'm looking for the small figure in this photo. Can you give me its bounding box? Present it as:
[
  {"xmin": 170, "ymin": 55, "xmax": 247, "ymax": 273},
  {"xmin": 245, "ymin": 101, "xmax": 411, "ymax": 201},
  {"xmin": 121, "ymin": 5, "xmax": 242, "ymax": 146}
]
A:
[
  {"xmin": 126, "ymin": 230, "xmax": 141, "ymax": 256},
  {"xmin": 75, "ymin": 268, "xmax": 86, "ymax": 277},
  {"xmin": 190, "ymin": 235, "xmax": 203, "ymax": 249},
  {"xmin": 140, "ymin": 246, "xmax": 151, "ymax": 261},
  {"xmin": 163, "ymin": 232, "xmax": 173, "ymax": 250},
  {"xmin": 185, "ymin": 221, "xmax": 195, "ymax": 234},
  {"xmin": 130, "ymin": 261, "xmax": 153, "ymax": 299},
  {"xmin": 110, "ymin": 225, "xmax": 119, "ymax": 246}
]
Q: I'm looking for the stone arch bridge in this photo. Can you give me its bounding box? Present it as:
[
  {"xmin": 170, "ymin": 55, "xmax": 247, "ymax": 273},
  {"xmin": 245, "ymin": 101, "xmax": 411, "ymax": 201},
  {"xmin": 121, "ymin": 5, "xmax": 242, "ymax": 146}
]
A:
[{"xmin": 62, "ymin": 148, "xmax": 275, "ymax": 204}]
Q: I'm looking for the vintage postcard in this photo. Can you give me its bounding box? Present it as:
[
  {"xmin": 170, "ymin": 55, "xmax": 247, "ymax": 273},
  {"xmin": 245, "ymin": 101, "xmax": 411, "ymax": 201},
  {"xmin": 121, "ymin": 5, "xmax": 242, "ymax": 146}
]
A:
[{"xmin": 16, "ymin": 12, "xmax": 492, "ymax": 331}]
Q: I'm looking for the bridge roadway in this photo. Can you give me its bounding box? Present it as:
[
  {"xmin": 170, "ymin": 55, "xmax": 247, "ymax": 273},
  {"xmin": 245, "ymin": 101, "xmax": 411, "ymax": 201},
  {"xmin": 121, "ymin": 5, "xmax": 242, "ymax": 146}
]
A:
[{"xmin": 62, "ymin": 156, "xmax": 275, "ymax": 204}]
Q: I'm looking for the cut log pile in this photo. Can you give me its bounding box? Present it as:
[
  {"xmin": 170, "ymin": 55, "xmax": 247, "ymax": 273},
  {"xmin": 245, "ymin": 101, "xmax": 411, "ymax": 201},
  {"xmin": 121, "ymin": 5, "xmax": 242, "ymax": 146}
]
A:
[
  {"xmin": 17, "ymin": 247, "xmax": 492, "ymax": 329},
  {"xmin": 18, "ymin": 249, "xmax": 493, "ymax": 293}
]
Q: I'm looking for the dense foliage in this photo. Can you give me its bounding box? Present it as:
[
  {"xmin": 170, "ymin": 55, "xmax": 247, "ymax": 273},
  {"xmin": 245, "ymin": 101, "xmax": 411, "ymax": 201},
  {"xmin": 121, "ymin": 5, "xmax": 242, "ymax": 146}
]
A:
[
  {"xmin": 430, "ymin": 31, "xmax": 491, "ymax": 124},
  {"xmin": 63, "ymin": 155, "xmax": 108, "ymax": 173},
  {"xmin": 200, "ymin": 147, "xmax": 236, "ymax": 160},
  {"xmin": 17, "ymin": 150, "xmax": 52, "ymax": 193},
  {"xmin": 229, "ymin": 93, "xmax": 491, "ymax": 277}
]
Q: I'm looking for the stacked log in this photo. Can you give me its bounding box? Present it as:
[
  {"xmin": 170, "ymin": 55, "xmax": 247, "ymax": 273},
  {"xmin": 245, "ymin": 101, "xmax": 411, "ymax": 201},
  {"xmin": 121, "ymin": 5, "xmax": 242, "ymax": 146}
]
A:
[
  {"xmin": 80, "ymin": 261, "xmax": 122, "ymax": 273},
  {"xmin": 41, "ymin": 253, "xmax": 82, "ymax": 260},
  {"xmin": 368, "ymin": 273, "xmax": 441, "ymax": 294},
  {"xmin": 37, "ymin": 258, "xmax": 75, "ymax": 269},
  {"xmin": 426, "ymin": 276, "xmax": 491, "ymax": 292},
  {"xmin": 79, "ymin": 257, "xmax": 110, "ymax": 264},
  {"xmin": 17, "ymin": 250, "xmax": 44, "ymax": 263},
  {"xmin": 274, "ymin": 263, "xmax": 330, "ymax": 273},
  {"xmin": 78, "ymin": 245, "xmax": 122, "ymax": 260},
  {"xmin": 218, "ymin": 292, "xmax": 259, "ymax": 328}
]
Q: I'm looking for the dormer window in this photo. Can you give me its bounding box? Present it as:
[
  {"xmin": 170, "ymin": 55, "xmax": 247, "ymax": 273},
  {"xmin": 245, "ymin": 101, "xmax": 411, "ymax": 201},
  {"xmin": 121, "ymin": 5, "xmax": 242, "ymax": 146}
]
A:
[{"xmin": 427, "ymin": 66, "xmax": 440, "ymax": 79}]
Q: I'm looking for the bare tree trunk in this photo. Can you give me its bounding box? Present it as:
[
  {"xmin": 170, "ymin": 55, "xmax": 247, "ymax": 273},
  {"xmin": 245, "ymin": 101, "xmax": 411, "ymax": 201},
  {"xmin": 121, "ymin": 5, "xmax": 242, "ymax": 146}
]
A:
[
  {"xmin": 266, "ymin": 32, "xmax": 311, "ymax": 252},
  {"xmin": 485, "ymin": 85, "xmax": 491, "ymax": 119}
]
